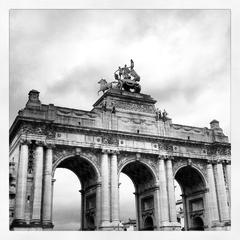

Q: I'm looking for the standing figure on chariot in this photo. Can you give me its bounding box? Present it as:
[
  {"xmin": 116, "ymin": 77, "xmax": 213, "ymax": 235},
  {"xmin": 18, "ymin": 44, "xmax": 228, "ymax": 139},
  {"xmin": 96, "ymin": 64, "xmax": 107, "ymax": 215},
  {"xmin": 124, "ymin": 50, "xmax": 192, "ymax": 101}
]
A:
[{"xmin": 114, "ymin": 59, "xmax": 141, "ymax": 93}]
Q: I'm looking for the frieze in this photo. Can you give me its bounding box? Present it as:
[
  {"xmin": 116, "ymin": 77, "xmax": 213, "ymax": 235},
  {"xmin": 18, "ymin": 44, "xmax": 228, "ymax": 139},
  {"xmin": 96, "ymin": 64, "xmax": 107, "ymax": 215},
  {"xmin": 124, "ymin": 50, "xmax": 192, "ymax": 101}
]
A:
[
  {"xmin": 53, "ymin": 124, "xmax": 214, "ymax": 151},
  {"xmin": 158, "ymin": 142, "xmax": 173, "ymax": 153},
  {"xmin": 207, "ymin": 145, "xmax": 231, "ymax": 157},
  {"xmin": 114, "ymin": 100, "xmax": 155, "ymax": 114},
  {"xmin": 102, "ymin": 136, "xmax": 118, "ymax": 145},
  {"xmin": 21, "ymin": 123, "xmax": 56, "ymax": 139}
]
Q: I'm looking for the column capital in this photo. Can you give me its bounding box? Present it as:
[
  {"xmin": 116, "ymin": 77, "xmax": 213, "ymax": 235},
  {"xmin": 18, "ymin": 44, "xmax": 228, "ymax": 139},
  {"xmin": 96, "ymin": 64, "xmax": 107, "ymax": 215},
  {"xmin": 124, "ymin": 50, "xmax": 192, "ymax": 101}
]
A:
[
  {"xmin": 213, "ymin": 159, "xmax": 224, "ymax": 165},
  {"xmin": 35, "ymin": 140, "xmax": 46, "ymax": 147},
  {"xmin": 158, "ymin": 154, "xmax": 167, "ymax": 160},
  {"xmin": 20, "ymin": 138, "xmax": 32, "ymax": 145},
  {"xmin": 46, "ymin": 142, "xmax": 56, "ymax": 149},
  {"xmin": 102, "ymin": 148, "xmax": 111, "ymax": 154},
  {"xmin": 225, "ymin": 160, "xmax": 231, "ymax": 165},
  {"xmin": 111, "ymin": 150, "xmax": 120, "ymax": 155},
  {"xmin": 165, "ymin": 155, "xmax": 174, "ymax": 161},
  {"xmin": 206, "ymin": 159, "xmax": 213, "ymax": 164}
]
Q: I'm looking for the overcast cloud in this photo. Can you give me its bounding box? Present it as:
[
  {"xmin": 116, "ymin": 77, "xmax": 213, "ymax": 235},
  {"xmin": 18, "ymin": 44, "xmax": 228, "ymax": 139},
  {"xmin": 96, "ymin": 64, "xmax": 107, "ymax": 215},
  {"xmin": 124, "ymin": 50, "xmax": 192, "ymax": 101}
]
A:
[{"xmin": 10, "ymin": 10, "xmax": 230, "ymax": 230}]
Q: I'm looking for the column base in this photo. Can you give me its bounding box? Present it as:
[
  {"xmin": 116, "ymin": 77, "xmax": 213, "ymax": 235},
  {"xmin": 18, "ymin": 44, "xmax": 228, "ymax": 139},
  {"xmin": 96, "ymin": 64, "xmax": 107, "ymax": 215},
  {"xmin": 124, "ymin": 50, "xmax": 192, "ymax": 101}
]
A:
[
  {"xmin": 159, "ymin": 221, "xmax": 181, "ymax": 231},
  {"xmin": 11, "ymin": 219, "xmax": 45, "ymax": 231},
  {"xmin": 10, "ymin": 219, "xmax": 28, "ymax": 230},
  {"xmin": 99, "ymin": 225, "xmax": 120, "ymax": 231},
  {"xmin": 42, "ymin": 221, "xmax": 54, "ymax": 230},
  {"xmin": 99, "ymin": 221, "xmax": 115, "ymax": 231}
]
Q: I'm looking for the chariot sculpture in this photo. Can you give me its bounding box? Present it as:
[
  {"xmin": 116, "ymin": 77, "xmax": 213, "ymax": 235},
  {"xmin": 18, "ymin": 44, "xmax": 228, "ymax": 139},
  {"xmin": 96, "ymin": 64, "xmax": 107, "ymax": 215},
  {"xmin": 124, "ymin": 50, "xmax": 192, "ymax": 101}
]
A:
[{"xmin": 98, "ymin": 59, "xmax": 141, "ymax": 94}]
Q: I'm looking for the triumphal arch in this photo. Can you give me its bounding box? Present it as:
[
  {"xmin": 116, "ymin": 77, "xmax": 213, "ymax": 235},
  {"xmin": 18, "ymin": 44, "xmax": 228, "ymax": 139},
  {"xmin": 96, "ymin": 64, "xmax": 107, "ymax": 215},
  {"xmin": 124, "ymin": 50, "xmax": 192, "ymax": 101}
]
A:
[{"xmin": 9, "ymin": 61, "xmax": 231, "ymax": 231}]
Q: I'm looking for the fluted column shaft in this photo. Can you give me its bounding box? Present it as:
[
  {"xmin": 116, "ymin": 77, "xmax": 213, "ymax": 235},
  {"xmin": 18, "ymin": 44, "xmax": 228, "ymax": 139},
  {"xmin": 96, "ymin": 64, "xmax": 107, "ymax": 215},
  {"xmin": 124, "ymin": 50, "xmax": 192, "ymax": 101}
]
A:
[
  {"xmin": 206, "ymin": 161, "xmax": 219, "ymax": 224},
  {"xmin": 225, "ymin": 162, "xmax": 231, "ymax": 202},
  {"xmin": 166, "ymin": 158, "xmax": 177, "ymax": 222},
  {"xmin": 111, "ymin": 152, "xmax": 119, "ymax": 224},
  {"xmin": 31, "ymin": 142, "xmax": 44, "ymax": 223},
  {"xmin": 42, "ymin": 146, "xmax": 53, "ymax": 225},
  {"xmin": 158, "ymin": 157, "xmax": 169, "ymax": 223},
  {"xmin": 214, "ymin": 161, "xmax": 229, "ymax": 221},
  {"xmin": 101, "ymin": 150, "xmax": 110, "ymax": 226},
  {"xmin": 15, "ymin": 140, "xmax": 29, "ymax": 222}
]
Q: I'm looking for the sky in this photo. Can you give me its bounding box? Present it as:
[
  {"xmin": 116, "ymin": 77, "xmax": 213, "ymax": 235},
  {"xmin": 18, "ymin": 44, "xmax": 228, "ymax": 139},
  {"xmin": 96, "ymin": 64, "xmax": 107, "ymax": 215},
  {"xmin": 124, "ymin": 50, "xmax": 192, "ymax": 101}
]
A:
[{"xmin": 9, "ymin": 9, "xmax": 230, "ymax": 230}]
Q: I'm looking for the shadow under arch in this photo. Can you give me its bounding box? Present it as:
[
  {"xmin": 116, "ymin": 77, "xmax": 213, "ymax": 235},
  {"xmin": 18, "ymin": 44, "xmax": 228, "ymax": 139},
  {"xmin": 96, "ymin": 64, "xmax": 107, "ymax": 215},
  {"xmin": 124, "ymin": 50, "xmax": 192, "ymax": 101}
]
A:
[
  {"xmin": 174, "ymin": 164, "xmax": 207, "ymax": 231},
  {"xmin": 118, "ymin": 158, "xmax": 158, "ymax": 184},
  {"xmin": 118, "ymin": 158, "xmax": 158, "ymax": 231},
  {"xmin": 52, "ymin": 154, "xmax": 101, "ymax": 231},
  {"xmin": 52, "ymin": 154, "xmax": 101, "ymax": 182}
]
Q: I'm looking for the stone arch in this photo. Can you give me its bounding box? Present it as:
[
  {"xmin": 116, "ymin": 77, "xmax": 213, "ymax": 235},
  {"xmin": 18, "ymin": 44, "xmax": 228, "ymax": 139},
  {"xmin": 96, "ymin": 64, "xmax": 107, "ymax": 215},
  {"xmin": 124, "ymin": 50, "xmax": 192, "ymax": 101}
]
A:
[
  {"xmin": 52, "ymin": 153, "xmax": 101, "ymax": 231},
  {"xmin": 118, "ymin": 157, "xmax": 158, "ymax": 231},
  {"xmin": 174, "ymin": 164, "xmax": 207, "ymax": 189},
  {"xmin": 118, "ymin": 157, "xmax": 158, "ymax": 184},
  {"xmin": 52, "ymin": 153, "xmax": 101, "ymax": 182},
  {"xmin": 174, "ymin": 164, "xmax": 207, "ymax": 231}
]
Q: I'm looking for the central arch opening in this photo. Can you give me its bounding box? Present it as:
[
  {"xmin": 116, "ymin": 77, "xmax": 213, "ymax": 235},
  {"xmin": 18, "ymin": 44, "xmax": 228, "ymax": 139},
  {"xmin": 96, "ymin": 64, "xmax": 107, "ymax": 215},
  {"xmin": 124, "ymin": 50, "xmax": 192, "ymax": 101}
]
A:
[
  {"xmin": 119, "ymin": 160, "xmax": 156, "ymax": 231},
  {"xmin": 53, "ymin": 155, "xmax": 99, "ymax": 231},
  {"xmin": 175, "ymin": 166, "xmax": 206, "ymax": 231}
]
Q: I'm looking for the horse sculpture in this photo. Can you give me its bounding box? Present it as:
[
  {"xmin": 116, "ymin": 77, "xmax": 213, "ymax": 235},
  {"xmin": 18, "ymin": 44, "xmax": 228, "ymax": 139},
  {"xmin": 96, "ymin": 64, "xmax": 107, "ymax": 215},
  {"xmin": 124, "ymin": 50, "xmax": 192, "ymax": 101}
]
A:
[{"xmin": 98, "ymin": 79, "xmax": 118, "ymax": 95}]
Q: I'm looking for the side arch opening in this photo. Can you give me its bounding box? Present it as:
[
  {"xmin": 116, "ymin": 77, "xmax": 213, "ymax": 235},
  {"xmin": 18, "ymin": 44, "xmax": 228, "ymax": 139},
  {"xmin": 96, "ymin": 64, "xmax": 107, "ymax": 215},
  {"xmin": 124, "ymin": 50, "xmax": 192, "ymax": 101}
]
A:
[
  {"xmin": 174, "ymin": 165, "xmax": 207, "ymax": 231},
  {"xmin": 53, "ymin": 155, "xmax": 100, "ymax": 231}
]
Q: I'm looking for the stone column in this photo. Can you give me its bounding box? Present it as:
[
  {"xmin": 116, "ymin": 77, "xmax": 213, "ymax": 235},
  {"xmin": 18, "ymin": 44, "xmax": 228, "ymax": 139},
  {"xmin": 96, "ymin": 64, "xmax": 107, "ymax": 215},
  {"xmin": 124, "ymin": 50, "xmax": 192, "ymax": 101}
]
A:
[
  {"xmin": 50, "ymin": 179, "xmax": 55, "ymax": 223},
  {"xmin": 214, "ymin": 161, "xmax": 229, "ymax": 222},
  {"xmin": 14, "ymin": 139, "xmax": 30, "ymax": 224},
  {"xmin": 110, "ymin": 151, "xmax": 120, "ymax": 225},
  {"xmin": 134, "ymin": 192, "xmax": 140, "ymax": 230},
  {"xmin": 225, "ymin": 161, "xmax": 231, "ymax": 203},
  {"xmin": 80, "ymin": 190, "xmax": 85, "ymax": 230},
  {"xmin": 206, "ymin": 161, "xmax": 219, "ymax": 226},
  {"xmin": 31, "ymin": 141, "xmax": 44, "ymax": 225},
  {"xmin": 158, "ymin": 156, "xmax": 170, "ymax": 224},
  {"xmin": 96, "ymin": 183, "xmax": 101, "ymax": 230},
  {"xmin": 100, "ymin": 149, "xmax": 110, "ymax": 227},
  {"xmin": 166, "ymin": 157, "xmax": 177, "ymax": 222},
  {"xmin": 42, "ymin": 144, "xmax": 54, "ymax": 228}
]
